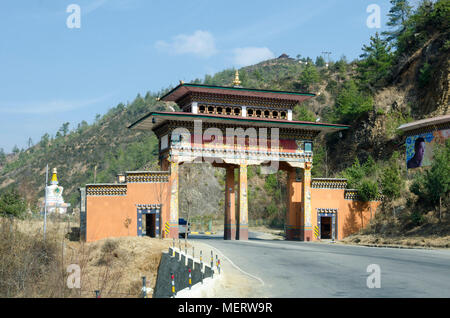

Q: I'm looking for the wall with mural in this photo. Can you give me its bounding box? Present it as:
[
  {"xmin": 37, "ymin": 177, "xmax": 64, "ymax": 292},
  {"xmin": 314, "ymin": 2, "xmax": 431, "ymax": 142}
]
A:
[{"xmin": 406, "ymin": 128, "xmax": 449, "ymax": 169}]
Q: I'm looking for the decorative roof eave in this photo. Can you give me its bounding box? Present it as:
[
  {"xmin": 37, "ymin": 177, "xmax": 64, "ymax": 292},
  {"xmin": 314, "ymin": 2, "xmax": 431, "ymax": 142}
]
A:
[
  {"xmin": 128, "ymin": 111, "xmax": 350, "ymax": 134},
  {"xmin": 397, "ymin": 115, "xmax": 450, "ymax": 134},
  {"xmin": 125, "ymin": 171, "xmax": 170, "ymax": 174},
  {"xmin": 86, "ymin": 183, "xmax": 127, "ymax": 186},
  {"xmin": 159, "ymin": 83, "xmax": 315, "ymax": 104}
]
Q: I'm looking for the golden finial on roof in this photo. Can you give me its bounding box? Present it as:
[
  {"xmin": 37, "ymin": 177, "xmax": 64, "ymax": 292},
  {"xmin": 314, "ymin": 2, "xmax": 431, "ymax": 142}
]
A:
[{"xmin": 232, "ymin": 70, "xmax": 241, "ymax": 87}]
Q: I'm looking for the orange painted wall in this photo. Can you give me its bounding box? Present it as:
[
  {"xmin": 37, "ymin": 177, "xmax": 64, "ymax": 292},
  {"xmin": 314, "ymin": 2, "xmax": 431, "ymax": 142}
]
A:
[
  {"xmin": 310, "ymin": 188, "xmax": 380, "ymax": 240},
  {"xmin": 86, "ymin": 182, "xmax": 170, "ymax": 242},
  {"xmin": 86, "ymin": 178, "xmax": 380, "ymax": 242},
  {"xmin": 289, "ymin": 180, "xmax": 303, "ymax": 229},
  {"xmin": 289, "ymin": 184, "xmax": 381, "ymax": 241}
]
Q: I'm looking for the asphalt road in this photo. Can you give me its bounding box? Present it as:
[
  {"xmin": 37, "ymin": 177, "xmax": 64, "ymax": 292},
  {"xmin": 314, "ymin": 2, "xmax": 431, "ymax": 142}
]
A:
[{"xmin": 190, "ymin": 231, "xmax": 450, "ymax": 298}]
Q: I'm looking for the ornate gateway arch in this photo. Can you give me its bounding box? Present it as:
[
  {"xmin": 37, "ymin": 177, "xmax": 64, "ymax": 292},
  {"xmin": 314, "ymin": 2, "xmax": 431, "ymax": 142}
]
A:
[{"xmin": 128, "ymin": 73, "xmax": 350, "ymax": 241}]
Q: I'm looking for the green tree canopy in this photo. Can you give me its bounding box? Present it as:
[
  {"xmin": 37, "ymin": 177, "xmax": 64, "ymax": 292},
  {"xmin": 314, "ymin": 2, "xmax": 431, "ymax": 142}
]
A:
[
  {"xmin": 359, "ymin": 179, "xmax": 379, "ymax": 202},
  {"xmin": 343, "ymin": 158, "xmax": 365, "ymax": 188},
  {"xmin": 294, "ymin": 105, "xmax": 316, "ymax": 122},
  {"xmin": 333, "ymin": 80, "xmax": 373, "ymax": 123},
  {"xmin": 315, "ymin": 56, "xmax": 326, "ymax": 67},
  {"xmin": 299, "ymin": 64, "xmax": 320, "ymax": 90},
  {"xmin": 410, "ymin": 139, "xmax": 450, "ymax": 208},
  {"xmin": 0, "ymin": 188, "xmax": 27, "ymax": 218},
  {"xmin": 382, "ymin": 0, "xmax": 413, "ymax": 43},
  {"xmin": 381, "ymin": 152, "xmax": 404, "ymax": 200},
  {"xmin": 357, "ymin": 33, "xmax": 393, "ymax": 90}
]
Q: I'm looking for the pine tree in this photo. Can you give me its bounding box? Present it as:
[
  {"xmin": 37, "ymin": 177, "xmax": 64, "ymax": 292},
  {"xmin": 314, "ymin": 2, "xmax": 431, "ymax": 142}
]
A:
[
  {"xmin": 315, "ymin": 56, "xmax": 326, "ymax": 67},
  {"xmin": 334, "ymin": 80, "xmax": 373, "ymax": 123},
  {"xmin": 299, "ymin": 64, "xmax": 320, "ymax": 90},
  {"xmin": 294, "ymin": 105, "xmax": 316, "ymax": 122},
  {"xmin": 12, "ymin": 145, "xmax": 20, "ymax": 154},
  {"xmin": 357, "ymin": 33, "xmax": 393, "ymax": 91},
  {"xmin": 382, "ymin": 0, "xmax": 413, "ymax": 44},
  {"xmin": 0, "ymin": 188, "xmax": 27, "ymax": 218}
]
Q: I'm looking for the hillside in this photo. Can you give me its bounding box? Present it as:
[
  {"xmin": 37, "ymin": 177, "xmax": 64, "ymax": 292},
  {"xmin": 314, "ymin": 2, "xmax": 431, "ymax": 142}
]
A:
[{"xmin": 0, "ymin": 0, "xmax": 449, "ymax": 231}]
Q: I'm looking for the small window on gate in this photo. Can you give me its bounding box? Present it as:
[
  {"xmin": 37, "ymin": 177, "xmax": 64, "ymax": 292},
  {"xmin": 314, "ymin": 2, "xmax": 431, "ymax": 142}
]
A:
[{"xmin": 304, "ymin": 142, "xmax": 312, "ymax": 152}]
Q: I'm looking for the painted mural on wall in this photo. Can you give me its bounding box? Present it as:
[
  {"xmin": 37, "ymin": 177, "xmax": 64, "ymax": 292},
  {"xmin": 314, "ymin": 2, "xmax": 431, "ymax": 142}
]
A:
[{"xmin": 406, "ymin": 129, "xmax": 449, "ymax": 169}]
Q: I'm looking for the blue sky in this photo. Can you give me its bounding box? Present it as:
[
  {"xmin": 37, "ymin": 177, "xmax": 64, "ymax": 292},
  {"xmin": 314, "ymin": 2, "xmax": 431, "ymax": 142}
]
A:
[{"xmin": 0, "ymin": 0, "xmax": 407, "ymax": 152}]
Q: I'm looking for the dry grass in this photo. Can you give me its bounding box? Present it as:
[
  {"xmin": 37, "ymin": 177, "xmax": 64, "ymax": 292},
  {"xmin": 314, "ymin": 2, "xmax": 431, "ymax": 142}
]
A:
[
  {"xmin": 0, "ymin": 216, "xmax": 172, "ymax": 298},
  {"xmin": 340, "ymin": 233, "xmax": 450, "ymax": 248},
  {"xmin": 339, "ymin": 198, "xmax": 450, "ymax": 249}
]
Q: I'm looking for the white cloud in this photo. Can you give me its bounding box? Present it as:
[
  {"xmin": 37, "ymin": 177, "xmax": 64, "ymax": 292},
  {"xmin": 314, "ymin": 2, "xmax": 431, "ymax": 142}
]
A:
[
  {"xmin": 155, "ymin": 30, "xmax": 218, "ymax": 58},
  {"xmin": 232, "ymin": 47, "xmax": 275, "ymax": 67}
]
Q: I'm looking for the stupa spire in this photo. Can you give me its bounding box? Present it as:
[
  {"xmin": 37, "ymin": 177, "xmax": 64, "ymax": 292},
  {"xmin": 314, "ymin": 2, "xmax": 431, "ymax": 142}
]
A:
[
  {"xmin": 51, "ymin": 168, "xmax": 58, "ymax": 185},
  {"xmin": 232, "ymin": 70, "xmax": 242, "ymax": 87}
]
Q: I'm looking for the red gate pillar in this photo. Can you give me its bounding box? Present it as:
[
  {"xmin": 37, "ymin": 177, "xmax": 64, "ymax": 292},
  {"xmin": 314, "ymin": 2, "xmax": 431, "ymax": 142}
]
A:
[
  {"xmin": 302, "ymin": 162, "xmax": 313, "ymax": 241},
  {"xmin": 237, "ymin": 164, "xmax": 248, "ymax": 240},
  {"xmin": 168, "ymin": 160, "xmax": 179, "ymax": 239},
  {"xmin": 224, "ymin": 166, "xmax": 236, "ymax": 240}
]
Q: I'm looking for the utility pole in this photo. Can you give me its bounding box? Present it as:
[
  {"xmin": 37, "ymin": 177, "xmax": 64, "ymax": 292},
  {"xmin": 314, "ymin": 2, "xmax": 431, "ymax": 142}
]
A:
[
  {"xmin": 94, "ymin": 165, "xmax": 97, "ymax": 183},
  {"xmin": 43, "ymin": 164, "xmax": 48, "ymax": 241},
  {"xmin": 321, "ymin": 51, "xmax": 332, "ymax": 67}
]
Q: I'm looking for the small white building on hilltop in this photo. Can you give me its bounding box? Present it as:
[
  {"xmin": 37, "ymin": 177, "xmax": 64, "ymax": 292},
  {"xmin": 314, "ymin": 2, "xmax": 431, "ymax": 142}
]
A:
[{"xmin": 43, "ymin": 168, "xmax": 70, "ymax": 214}]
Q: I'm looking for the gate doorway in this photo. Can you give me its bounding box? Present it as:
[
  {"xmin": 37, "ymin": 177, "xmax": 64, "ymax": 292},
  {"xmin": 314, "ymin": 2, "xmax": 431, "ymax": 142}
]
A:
[
  {"xmin": 137, "ymin": 205, "xmax": 161, "ymax": 238},
  {"xmin": 320, "ymin": 216, "xmax": 332, "ymax": 239},
  {"xmin": 317, "ymin": 208, "xmax": 337, "ymax": 240}
]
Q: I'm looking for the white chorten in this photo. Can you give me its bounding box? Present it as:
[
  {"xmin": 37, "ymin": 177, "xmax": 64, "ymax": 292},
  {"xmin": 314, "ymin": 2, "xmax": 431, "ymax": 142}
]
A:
[{"xmin": 44, "ymin": 168, "xmax": 70, "ymax": 214}]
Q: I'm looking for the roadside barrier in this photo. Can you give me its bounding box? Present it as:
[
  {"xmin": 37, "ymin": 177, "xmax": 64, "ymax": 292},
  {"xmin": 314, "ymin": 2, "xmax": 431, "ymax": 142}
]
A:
[
  {"xmin": 188, "ymin": 268, "xmax": 192, "ymax": 289},
  {"xmin": 172, "ymin": 239, "xmax": 175, "ymax": 256},
  {"xmin": 211, "ymin": 251, "xmax": 214, "ymax": 277},
  {"xmin": 159, "ymin": 243, "xmax": 221, "ymax": 298},
  {"xmin": 200, "ymin": 250, "xmax": 203, "ymax": 284},
  {"xmin": 171, "ymin": 272, "xmax": 176, "ymax": 297}
]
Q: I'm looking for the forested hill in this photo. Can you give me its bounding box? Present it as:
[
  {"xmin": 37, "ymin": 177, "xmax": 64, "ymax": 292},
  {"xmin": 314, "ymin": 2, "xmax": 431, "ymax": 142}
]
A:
[{"xmin": 0, "ymin": 0, "xmax": 448, "ymax": 220}]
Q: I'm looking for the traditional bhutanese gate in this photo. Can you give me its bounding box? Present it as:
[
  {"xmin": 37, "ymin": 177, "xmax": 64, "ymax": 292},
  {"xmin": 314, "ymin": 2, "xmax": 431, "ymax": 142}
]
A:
[{"xmin": 128, "ymin": 72, "xmax": 350, "ymax": 241}]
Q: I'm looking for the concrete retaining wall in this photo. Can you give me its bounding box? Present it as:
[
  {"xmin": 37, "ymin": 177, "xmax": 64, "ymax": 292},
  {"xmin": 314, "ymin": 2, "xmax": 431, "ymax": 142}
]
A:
[{"xmin": 153, "ymin": 247, "xmax": 215, "ymax": 298}]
